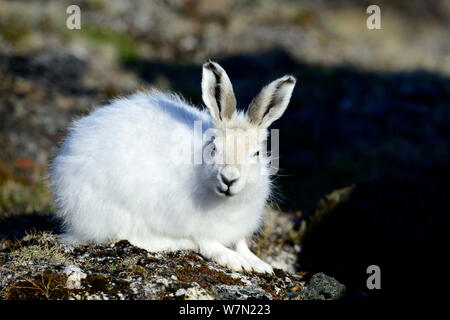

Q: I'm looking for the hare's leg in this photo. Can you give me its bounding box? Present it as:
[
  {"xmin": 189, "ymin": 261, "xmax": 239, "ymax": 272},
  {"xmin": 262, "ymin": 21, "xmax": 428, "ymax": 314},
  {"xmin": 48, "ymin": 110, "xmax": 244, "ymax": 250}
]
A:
[
  {"xmin": 196, "ymin": 239, "xmax": 253, "ymax": 272},
  {"xmin": 235, "ymin": 239, "xmax": 273, "ymax": 274}
]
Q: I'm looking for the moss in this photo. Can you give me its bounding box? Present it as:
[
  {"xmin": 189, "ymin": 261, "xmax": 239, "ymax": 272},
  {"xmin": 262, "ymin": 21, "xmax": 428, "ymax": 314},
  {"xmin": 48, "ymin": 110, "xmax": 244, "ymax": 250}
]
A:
[
  {"xmin": 1, "ymin": 231, "xmax": 325, "ymax": 300},
  {"xmin": 174, "ymin": 255, "xmax": 244, "ymax": 292},
  {"xmin": 129, "ymin": 265, "xmax": 148, "ymax": 278},
  {"xmin": 73, "ymin": 274, "xmax": 130, "ymax": 298},
  {"xmin": 257, "ymin": 268, "xmax": 286, "ymax": 300},
  {"xmin": 112, "ymin": 240, "xmax": 149, "ymax": 256}
]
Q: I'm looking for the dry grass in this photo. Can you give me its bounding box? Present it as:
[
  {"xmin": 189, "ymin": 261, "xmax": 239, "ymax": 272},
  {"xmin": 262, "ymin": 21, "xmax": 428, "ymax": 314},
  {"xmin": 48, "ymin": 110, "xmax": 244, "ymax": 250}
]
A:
[{"xmin": 3, "ymin": 270, "xmax": 69, "ymax": 300}]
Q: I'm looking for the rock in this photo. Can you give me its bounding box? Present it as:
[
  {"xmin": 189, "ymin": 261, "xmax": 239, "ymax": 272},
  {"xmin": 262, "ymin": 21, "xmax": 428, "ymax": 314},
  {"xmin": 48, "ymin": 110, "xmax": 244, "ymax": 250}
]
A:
[
  {"xmin": 291, "ymin": 185, "xmax": 356, "ymax": 245},
  {"xmin": 301, "ymin": 273, "xmax": 346, "ymax": 300},
  {"xmin": 253, "ymin": 207, "xmax": 301, "ymax": 275},
  {"xmin": 64, "ymin": 265, "xmax": 87, "ymax": 289},
  {"xmin": 0, "ymin": 232, "xmax": 345, "ymax": 300}
]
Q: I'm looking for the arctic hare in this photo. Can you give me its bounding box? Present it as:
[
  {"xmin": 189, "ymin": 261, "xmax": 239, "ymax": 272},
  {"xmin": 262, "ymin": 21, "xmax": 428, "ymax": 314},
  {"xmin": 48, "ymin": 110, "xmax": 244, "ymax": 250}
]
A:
[{"xmin": 50, "ymin": 61, "xmax": 296, "ymax": 273}]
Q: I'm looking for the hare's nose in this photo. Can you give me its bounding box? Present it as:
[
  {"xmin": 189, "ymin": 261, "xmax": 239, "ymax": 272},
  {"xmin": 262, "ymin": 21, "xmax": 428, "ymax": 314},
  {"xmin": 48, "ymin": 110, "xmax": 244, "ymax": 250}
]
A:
[
  {"xmin": 220, "ymin": 166, "xmax": 240, "ymax": 187},
  {"xmin": 221, "ymin": 174, "xmax": 238, "ymax": 187}
]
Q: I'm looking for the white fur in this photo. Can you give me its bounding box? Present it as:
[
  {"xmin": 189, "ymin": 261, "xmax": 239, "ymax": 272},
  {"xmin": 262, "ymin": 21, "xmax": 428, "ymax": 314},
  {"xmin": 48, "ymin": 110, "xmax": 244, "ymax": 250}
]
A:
[{"xmin": 50, "ymin": 63, "xmax": 295, "ymax": 273}]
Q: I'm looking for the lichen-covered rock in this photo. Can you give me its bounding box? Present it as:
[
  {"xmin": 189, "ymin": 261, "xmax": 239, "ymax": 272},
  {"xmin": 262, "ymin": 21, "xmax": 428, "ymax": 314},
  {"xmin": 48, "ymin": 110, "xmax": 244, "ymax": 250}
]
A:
[
  {"xmin": 0, "ymin": 231, "xmax": 345, "ymax": 300},
  {"xmin": 299, "ymin": 273, "xmax": 346, "ymax": 300}
]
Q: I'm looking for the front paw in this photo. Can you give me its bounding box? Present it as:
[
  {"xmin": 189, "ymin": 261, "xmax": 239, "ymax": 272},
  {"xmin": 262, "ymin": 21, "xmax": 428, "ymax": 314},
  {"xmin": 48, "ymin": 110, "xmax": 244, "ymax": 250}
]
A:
[
  {"xmin": 248, "ymin": 257, "xmax": 274, "ymax": 274},
  {"xmin": 237, "ymin": 253, "xmax": 273, "ymax": 274},
  {"xmin": 214, "ymin": 251, "xmax": 253, "ymax": 273}
]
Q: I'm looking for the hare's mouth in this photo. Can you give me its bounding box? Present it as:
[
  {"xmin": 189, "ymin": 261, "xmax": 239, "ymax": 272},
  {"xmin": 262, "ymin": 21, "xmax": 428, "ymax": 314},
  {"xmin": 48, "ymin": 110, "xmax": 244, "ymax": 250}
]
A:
[{"xmin": 215, "ymin": 186, "xmax": 233, "ymax": 197}]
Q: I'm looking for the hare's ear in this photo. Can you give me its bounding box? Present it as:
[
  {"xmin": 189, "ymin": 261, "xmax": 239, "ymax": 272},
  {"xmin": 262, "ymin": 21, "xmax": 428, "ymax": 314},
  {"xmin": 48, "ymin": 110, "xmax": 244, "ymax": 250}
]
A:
[
  {"xmin": 247, "ymin": 75, "xmax": 296, "ymax": 128},
  {"xmin": 202, "ymin": 61, "xmax": 237, "ymax": 123}
]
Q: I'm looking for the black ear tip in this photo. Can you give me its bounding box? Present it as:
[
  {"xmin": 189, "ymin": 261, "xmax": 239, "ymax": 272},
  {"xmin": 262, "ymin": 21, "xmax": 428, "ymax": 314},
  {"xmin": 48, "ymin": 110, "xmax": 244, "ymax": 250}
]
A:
[
  {"xmin": 285, "ymin": 75, "xmax": 297, "ymax": 84},
  {"xmin": 203, "ymin": 61, "xmax": 218, "ymax": 70}
]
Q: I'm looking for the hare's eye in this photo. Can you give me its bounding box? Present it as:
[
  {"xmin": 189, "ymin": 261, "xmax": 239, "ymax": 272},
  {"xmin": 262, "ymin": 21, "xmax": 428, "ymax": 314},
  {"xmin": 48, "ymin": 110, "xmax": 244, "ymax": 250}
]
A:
[
  {"xmin": 253, "ymin": 151, "xmax": 260, "ymax": 157},
  {"xmin": 211, "ymin": 143, "xmax": 217, "ymax": 156}
]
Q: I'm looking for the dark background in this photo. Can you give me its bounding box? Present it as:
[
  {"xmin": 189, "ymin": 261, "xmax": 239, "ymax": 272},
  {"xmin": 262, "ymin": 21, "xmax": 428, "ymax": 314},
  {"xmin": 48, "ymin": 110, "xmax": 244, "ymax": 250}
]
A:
[{"xmin": 0, "ymin": 0, "xmax": 449, "ymax": 299}]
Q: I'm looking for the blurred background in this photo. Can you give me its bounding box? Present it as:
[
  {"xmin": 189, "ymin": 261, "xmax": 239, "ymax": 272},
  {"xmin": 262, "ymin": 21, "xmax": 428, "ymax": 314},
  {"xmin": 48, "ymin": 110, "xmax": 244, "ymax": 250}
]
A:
[{"xmin": 0, "ymin": 0, "xmax": 449, "ymax": 299}]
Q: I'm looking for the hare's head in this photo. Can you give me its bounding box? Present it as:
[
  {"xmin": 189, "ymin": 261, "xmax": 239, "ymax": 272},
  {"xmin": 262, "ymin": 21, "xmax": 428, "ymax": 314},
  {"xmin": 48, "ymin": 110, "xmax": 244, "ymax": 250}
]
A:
[{"xmin": 201, "ymin": 61, "xmax": 296, "ymax": 197}]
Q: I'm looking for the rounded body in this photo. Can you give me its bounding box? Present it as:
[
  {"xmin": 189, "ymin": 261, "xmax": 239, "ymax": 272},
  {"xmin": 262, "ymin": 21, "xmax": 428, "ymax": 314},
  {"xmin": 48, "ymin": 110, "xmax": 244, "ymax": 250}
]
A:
[{"xmin": 50, "ymin": 91, "xmax": 269, "ymax": 250}]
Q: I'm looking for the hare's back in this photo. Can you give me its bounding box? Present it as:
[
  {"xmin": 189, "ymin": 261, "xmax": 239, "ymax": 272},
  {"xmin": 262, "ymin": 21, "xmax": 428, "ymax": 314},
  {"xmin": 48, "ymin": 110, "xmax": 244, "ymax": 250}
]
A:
[
  {"xmin": 51, "ymin": 91, "xmax": 210, "ymax": 219},
  {"xmin": 65, "ymin": 91, "xmax": 210, "ymax": 159}
]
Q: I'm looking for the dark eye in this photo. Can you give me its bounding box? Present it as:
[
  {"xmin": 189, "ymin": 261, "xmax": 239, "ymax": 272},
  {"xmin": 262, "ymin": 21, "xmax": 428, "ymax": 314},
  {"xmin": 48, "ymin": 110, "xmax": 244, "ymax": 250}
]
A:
[
  {"xmin": 253, "ymin": 151, "xmax": 260, "ymax": 157},
  {"xmin": 211, "ymin": 143, "xmax": 216, "ymax": 156}
]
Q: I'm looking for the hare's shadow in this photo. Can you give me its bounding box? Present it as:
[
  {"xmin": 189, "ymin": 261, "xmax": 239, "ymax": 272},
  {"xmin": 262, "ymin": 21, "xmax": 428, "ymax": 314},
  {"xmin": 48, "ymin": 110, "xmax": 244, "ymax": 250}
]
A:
[{"xmin": 0, "ymin": 212, "xmax": 62, "ymax": 242}]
